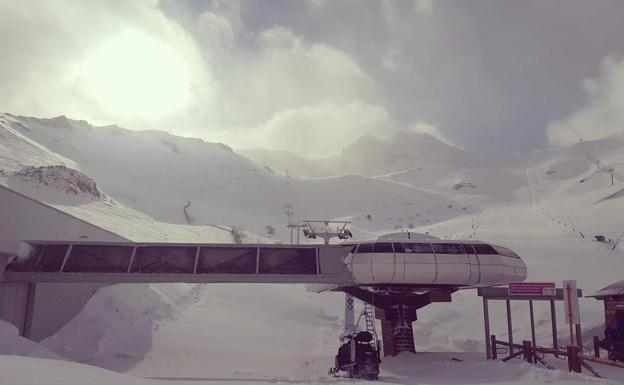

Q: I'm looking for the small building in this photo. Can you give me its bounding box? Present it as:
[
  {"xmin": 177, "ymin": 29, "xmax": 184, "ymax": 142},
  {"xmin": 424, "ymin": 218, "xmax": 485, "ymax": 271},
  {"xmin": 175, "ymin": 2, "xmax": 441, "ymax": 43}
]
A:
[{"xmin": 589, "ymin": 279, "xmax": 624, "ymax": 326}]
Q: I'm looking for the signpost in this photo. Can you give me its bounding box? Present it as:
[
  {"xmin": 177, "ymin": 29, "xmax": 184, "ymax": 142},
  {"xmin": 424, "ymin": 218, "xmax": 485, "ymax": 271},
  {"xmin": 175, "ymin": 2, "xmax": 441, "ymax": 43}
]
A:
[
  {"xmin": 509, "ymin": 282, "xmax": 556, "ymax": 296},
  {"xmin": 563, "ymin": 280, "xmax": 581, "ymax": 346}
]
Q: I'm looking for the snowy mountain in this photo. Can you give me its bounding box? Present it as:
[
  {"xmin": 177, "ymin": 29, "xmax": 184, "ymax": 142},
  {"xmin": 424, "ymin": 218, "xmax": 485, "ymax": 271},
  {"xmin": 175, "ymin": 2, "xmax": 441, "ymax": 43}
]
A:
[
  {"xmin": 0, "ymin": 113, "xmax": 469, "ymax": 241},
  {"xmin": 241, "ymin": 131, "xmax": 520, "ymax": 177},
  {"xmin": 3, "ymin": 112, "xmax": 624, "ymax": 384}
]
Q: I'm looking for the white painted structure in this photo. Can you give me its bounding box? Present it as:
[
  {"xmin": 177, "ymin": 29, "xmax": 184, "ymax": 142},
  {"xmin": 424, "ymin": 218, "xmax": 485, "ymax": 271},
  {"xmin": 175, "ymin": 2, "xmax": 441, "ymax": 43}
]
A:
[
  {"xmin": 344, "ymin": 233, "xmax": 527, "ymax": 285},
  {"xmin": 0, "ymin": 185, "xmax": 123, "ymax": 340},
  {"xmin": 0, "ymin": 185, "xmax": 128, "ymax": 258}
]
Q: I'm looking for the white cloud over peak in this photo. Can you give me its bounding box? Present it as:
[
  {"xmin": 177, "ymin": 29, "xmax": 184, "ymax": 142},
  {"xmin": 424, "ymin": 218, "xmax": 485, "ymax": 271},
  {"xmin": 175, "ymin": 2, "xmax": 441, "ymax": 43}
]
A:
[
  {"xmin": 5, "ymin": 0, "xmax": 624, "ymax": 155},
  {"xmin": 407, "ymin": 122, "xmax": 456, "ymax": 147},
  {"xmin": 547, "ymin": 56, "xmax": 624, "ymax": 146},
  {"xmin": 225, "ymin": 100, "xmax": 396, "ymax": 158},
  {"xmin": 220, "ymin": 26, "xmax": 376, "ymax": 127}
]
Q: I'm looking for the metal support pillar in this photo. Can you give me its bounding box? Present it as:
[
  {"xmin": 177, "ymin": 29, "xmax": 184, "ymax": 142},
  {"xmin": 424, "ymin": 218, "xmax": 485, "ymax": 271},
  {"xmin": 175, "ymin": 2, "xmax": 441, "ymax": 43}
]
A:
[
  {"xmin": 483, "ymin": 297, "xmax": 491, "ymax": 359},
  {"xmin": 343, "ymin": 294, "xmax": 355, "ymax": 338},
  {"xmin": 550, "ymin": 300, "xmax": 558, "ymax": 352},
  {"xmin": 529, "ymin": 300, "xmax": 536, "ymax": 348},
  {"xmin": 506, "ymin": 299, "xmax": 514, "ymax": 355},
  {"xmin": 22, "ymin": 283, "xmax": 37, "ymax": 338}
]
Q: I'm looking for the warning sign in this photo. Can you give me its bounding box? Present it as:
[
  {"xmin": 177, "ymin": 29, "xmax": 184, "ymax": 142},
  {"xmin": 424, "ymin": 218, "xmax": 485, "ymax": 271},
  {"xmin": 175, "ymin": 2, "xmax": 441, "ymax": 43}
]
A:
[{"xmin": 508, "ymin": 282, "xmax": 556, "ymax": 296}]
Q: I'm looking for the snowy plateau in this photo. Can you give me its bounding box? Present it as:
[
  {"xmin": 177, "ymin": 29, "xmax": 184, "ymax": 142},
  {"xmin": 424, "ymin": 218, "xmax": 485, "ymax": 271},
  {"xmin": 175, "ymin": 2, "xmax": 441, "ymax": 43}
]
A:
[{"xmin": 2, "ymin": 112, "xmax": 624, "ymax": 384}]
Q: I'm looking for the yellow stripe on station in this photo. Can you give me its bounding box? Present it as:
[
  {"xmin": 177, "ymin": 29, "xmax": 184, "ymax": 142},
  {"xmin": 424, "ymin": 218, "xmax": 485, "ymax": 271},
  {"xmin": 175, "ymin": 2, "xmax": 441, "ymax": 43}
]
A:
[{"xmin": 431, "ymin": 251, "xmax": 439, "ymax": 283}]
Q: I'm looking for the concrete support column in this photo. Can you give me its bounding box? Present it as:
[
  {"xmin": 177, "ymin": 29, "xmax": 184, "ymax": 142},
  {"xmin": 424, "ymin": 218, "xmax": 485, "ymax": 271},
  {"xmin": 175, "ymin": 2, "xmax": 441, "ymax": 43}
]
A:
[{"xmin": 376, "ymin": 305, "xmax": 418, "ymax": 356}]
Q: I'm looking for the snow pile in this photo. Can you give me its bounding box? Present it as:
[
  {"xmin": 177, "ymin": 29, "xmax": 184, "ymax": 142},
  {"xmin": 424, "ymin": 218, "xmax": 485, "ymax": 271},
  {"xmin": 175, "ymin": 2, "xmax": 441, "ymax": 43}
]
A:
[
  {"xmin": 41, "ymin": 284, "xmax": 205, "ymax": 371},
  {"xmin": 0, "ymin": 320, "xmax": 64, "ymax": 360},
  {"xmin": 41, "ymin": 282, "xmax": 345, "ymax": 379}
]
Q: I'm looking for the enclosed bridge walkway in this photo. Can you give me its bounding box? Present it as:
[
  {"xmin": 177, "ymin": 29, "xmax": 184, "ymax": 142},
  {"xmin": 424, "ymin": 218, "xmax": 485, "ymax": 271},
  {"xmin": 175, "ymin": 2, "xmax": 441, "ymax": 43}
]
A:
[{"xmin": 0, "ymin": 241, "xmax": 456, "ymax": 355}]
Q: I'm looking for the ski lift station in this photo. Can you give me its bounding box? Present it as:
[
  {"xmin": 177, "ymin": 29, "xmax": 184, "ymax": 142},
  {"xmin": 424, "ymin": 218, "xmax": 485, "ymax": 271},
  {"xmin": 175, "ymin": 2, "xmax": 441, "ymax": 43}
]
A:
[{"xmin": 0, "ymin": 183, "xmax": 527, "ymax": 378}]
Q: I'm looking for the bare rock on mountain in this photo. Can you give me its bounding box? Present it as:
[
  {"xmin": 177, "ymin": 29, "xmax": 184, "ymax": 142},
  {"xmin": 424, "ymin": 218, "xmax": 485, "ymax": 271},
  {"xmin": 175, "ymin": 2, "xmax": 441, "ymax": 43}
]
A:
[{"xmin": 7, "ymin": 165, "xmax": 103, "ymax": 200}]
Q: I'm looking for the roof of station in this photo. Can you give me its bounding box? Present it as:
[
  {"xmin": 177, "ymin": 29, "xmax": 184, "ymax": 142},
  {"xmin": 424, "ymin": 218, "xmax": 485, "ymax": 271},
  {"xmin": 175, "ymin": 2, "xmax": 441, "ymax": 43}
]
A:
[{"xmin": 589, "ymin": 279, "xmax": 624, "ymax": 298}]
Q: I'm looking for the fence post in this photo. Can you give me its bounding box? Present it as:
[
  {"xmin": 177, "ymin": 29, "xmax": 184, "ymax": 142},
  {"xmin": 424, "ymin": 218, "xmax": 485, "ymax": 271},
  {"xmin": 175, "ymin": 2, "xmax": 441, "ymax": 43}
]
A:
[
  {"xmin": 593, "ymin": 336, "xmax": 600, "ymax": 358},
  {"xmin": 523, "ymin": 340, "xmax": 533, "ymax": 363},
  {"xmin": 491, "ymin": 335, "xmax": 497, "ymax": 360},
  {"xmin": 567, "ymin": 345, "xmax": 581, "ymax": 373}
]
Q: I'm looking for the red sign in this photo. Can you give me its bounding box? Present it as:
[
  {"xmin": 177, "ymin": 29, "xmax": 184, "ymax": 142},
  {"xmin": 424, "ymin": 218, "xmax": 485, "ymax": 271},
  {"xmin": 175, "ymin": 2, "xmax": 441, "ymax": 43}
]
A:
[{"xmin": 508, "ymin": 282, "xmax": 556, "ymax": 296}]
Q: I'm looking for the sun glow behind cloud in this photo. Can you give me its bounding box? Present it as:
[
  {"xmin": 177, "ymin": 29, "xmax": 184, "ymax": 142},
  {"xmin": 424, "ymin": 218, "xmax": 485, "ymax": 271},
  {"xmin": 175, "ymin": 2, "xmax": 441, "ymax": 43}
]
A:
[{"xmin": 75, "ymin": 29, "xmax": 192, "ymax": 119}]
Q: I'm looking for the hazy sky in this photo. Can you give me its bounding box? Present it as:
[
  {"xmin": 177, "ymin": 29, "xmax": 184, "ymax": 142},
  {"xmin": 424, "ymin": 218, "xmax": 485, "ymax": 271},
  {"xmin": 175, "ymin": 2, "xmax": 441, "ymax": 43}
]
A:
[{"xmin": 2, "ymin": 0, "xmax": 624, "ymax": 157}]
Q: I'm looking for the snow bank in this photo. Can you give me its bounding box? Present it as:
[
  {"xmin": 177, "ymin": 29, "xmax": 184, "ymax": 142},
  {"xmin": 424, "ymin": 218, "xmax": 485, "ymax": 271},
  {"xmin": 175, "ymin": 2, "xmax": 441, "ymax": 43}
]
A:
[
  {"xmin": 41, "ymin": 284, "xmax": 205, "ymax": 371},
  {"xmin": 0, "ymin": 320, "xmax": 65, "ymax": 360},
  {"xmin": 1, "ymin": 351, "xmax": 622, "ymax": 385}
]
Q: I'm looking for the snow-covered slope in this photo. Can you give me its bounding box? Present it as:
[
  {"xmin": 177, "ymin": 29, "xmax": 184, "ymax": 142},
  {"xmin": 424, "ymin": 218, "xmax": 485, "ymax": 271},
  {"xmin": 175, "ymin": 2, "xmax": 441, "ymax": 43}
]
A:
[
  {"xmin": 3, "ymin": 112, "xmax": 624, "ymax": 383},
  {"xmin": 0, "ymin": 165, "xmax": 264, "ymax": 243},
  {"xmin": 0, "ymin": 113, "xmax": 470, "ymax": 241}
]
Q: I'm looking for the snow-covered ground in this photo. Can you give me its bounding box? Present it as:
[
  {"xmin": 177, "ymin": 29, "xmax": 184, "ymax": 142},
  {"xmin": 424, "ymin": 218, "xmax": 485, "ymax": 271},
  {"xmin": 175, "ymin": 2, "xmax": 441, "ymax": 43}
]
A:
[{"xmin": 2, "ymin": 113, "xmax": 624, "ymax": 384}]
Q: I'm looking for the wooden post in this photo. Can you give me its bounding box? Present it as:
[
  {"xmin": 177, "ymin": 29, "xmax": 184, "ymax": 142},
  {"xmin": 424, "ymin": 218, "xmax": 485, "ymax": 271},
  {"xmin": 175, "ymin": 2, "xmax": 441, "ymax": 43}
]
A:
[
  {"xmin": 593, "ymin": 336, "xmax": 600, "ymax": 358},
  {"xmin": 566, "ymin": 284, "xmax": 575, "ymax": 346},
  {"xmin": 567, "ymin": 345, "xmax": 581, "ymax": 373},
  {"xmin": 575, "ymin": 324, "xmax": 583, "ymax": 348},
  {"xmin": 491, "ymin": 335, "xmax": 498, "ymax": 360},
  {"xmin": 483, "ymin": 297, "xmax": 491, "ymax": 359},
  {"xmin": 523, "ymin": 340, "xmax": 533, "ymax": 363}
]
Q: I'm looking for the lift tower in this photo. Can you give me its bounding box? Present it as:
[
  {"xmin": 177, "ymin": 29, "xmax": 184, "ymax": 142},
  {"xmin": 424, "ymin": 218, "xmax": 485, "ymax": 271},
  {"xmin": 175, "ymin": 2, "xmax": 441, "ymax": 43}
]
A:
[{"xmin": 301, "ymin": 220, "xmax": 355, "ymax": 335}]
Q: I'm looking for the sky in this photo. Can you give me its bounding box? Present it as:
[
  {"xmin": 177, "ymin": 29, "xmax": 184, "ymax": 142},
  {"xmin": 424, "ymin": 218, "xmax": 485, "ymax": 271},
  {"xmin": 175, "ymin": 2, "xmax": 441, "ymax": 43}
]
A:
[{"xmin": 1, "ymin": 0, "xmax": 624, "ymax": 158}]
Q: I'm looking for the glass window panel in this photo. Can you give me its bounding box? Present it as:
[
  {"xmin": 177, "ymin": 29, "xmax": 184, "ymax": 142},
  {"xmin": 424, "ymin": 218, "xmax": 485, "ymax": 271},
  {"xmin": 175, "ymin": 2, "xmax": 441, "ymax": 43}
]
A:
[
  {"xmin": 356, "ymin": 243, "xmax": 374, "ymax": 253},
  {"xmin": 373, "ymin": 242, "xmax": 393, "ymax": 253},
  {"xmin": 131, "ymin": 246, "xmax": 196, "ymax": 273},
  {"xmin": 432, "ymin": 243, "xmax": 465, "ymax": 254},
  {"xmin": 63, "ymin": 245, "xmax": 132, "ymax": 273},
  {"xmin": 471, "ymin": 244, "xmax": 498, "ymax": 255},
  {"xmin": 197, "ymin": 247, "xmax": 257, "ymax": 274},
  {"xmin": 398, "ymin": 243, "xmax": 433, "ymax": 253},
  {"xmin": 492, "ymin": 245, "xmax": 520, "ymax": 259},
  {"xmin": 37, "ymin": 245, "xmax": 69, "ymax": 272},
  {"xmin": 259, "ymin": 248, "xmax": 316, "ymax": 274}
]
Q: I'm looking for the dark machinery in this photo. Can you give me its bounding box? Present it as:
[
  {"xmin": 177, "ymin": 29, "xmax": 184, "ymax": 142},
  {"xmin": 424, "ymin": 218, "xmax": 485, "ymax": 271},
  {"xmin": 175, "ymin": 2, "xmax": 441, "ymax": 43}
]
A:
[
  {"xmin": 329, "ymin": 331, "xmax": 380, "ymax": 380},
  {"xmin": 598, "ymin": 338, "xmax": 624, "ymax": 362}
]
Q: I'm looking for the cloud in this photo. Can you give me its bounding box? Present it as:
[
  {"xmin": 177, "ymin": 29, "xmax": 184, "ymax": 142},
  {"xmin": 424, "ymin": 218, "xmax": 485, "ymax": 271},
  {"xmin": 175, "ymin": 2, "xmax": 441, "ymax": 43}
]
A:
[
  {"xmin": 6, "ymin": 0, "xmax": 623, "ymax": 155},
  {"xmin": 225, "ymin": 100, "xmax": 396, "ymax": 158},
  {"xmin": 0, "ymin": 0, "xmax": 211, "ymax": 129},
  {"xmin": 219, "ymin": 26, "xmax": 376, "ymax": 127},
  {"xmin": 547, "ymin": 56, "xmax": 624, "ymax": 146},
  {"xmin": 407, "ymin": 122, "xmax": 456, "ymax": 147},
  {"xmin": 0, "ymin": 2, "xmax": 388, "ymax": 157}
]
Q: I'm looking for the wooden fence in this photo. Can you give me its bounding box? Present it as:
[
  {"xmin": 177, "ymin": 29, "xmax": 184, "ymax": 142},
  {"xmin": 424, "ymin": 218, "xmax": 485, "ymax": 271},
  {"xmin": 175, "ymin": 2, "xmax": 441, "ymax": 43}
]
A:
[{"xmin": 490, "ymin": 334, "xmax": 624, "ymax": 379}]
